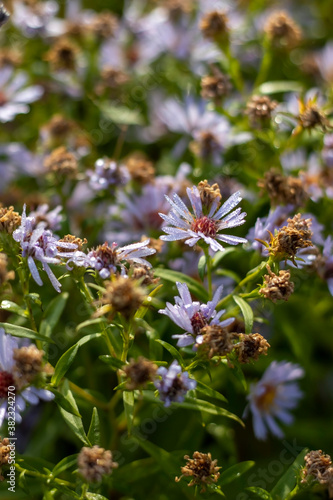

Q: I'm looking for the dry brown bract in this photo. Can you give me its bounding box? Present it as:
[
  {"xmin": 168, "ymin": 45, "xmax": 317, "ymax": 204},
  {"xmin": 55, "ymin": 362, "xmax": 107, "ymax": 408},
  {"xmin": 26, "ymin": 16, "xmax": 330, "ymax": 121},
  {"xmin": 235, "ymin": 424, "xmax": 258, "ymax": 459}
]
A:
[
  {"xmin": 197, "ymin": 325, "xmax": 236, "ymax": 359},
  {"xmin": 201, "ymin": 67, "xmax": 231, "ymax": 104},
  {"xmin": 200, "ymin": 11, "xmax": 229, "ymax": 42},
  {"xmin": 126, "ymin": 154, "xmax": 155, "ymax": 184},
  {"xmin": 99, "ymin": 277, "xmax": 146, "ymax": 319},
  {"xmin": 44, "ymin": 147, "xmax": 78, "ymax": 178},
  {"xmin": 0, "ymin": 206, "xmax": 21, "ymax": 234},
  {"xmin": 264, "ymin": 11, "xmax": 302, "ymax": 50},
  {"xmin": 175, "ymin": 451, "xmax": 221, "ymax": 492},
  {"xmin": 123, "ymin": 357, "xmax": 157, "ymax": 390},
  {"xmin": 0, "ymin": 48, "xmax": 22, "ymax": 68},
  {"xmin": 58, "ymin": 234, "xmax": 87, "ymax": 252},
  {"xmin": 246, "ymin": 95, "xmax": 278, "ymax": 128},
  {"xmin": 260, "ymin": 265, "xmax": 294, "ymax": 303},
  {"xmin": 235, "ymin": 333, "xmax": 270, "ymax": 363},
  {"xmin": 0, "ymin": 253, "xmax": 14, "ymax": 286},
  {"xmin": 89, "ymin": 12, "xmax": 118, "ymax": 38},
  {"xmin": 0, "ymin": 437, "xmax": 10, "ymax": 481},
  {"xmin": 268, "ymin": 214, "xmax": 313, "ymax": 262},
  {"xmin": 45, "ymin": 38, "xmax": 79, "ymax": 71},
  {"xmin": 78, "ymin": 446, "xmax": 118, "ymax": 483},
  {"xmin": 258, "ymin": 169, "xmax": 308, "ymax": 206},
  {"xmin": 301, "ymin": 450, "xmax": 333, "ymax": 497}
]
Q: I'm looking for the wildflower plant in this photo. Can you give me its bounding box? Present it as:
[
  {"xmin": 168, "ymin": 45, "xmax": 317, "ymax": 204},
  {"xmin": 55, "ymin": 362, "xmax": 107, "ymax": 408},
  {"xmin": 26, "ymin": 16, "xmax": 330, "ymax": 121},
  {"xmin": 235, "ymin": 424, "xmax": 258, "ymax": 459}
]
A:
[{"xmin": 0, "ymin": 0, "xmax": 333, "ymax": 498}]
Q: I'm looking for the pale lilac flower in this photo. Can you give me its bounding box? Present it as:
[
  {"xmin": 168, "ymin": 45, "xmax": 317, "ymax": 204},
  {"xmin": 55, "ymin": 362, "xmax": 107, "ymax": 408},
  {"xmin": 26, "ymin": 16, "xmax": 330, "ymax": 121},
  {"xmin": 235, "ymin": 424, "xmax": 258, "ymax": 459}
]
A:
[
  {"xmin": 11, "ymin": 0, "xmax": 62, "ymax": 38},
  {"xmin": 160, "ymin": 185, "xmax": 247, "ymax": 253},
  {"xmin": 245, "ymin": 361, "xmax": 304, "ymax": 440},
  {"xmin": 159, "ymin": 282, "xmax": 234, "ymax": 347},
  {"xmin": 87, "ymin": 158, "xmax": 130, "ymax": 191},
  {"xmin": 0, "ymin": 328, "xmax": 54, "ymax": 427},
  {"xmin": 247, "ymin": 205, "xmax": 292, "ymax": 254},
  {"xmin": 315, "ymin": 41, "xmax": 333, "ymax": 84},
  {"xmin": 29, "ymin": 205, "xmax": 63, "ymax": 232},
  {"xmin": 320, "ymin": 237, "xmax": 333, "ymax": 296},
  {"xmin": 13, "ymin": 206, "xmax": 77, "ymax": 293},
  {"xmin": 322, "ymin": 134, "xmax": 333, "ymax": 167},
  {"xmin": 0, "ymin": 67, "xmax": 43, "ymax": 123},
  {"xmin": 154, "ymin": 361, "xmax": 196, "ymax": 407}
]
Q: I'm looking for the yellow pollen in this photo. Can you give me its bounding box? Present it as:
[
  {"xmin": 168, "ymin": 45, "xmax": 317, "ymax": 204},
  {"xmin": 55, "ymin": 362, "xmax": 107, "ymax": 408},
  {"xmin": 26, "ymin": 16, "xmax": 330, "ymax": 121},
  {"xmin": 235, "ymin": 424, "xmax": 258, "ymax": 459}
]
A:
[{"xmin": 256, "ymin": 384, "xmax": 277, "ymax": 411}]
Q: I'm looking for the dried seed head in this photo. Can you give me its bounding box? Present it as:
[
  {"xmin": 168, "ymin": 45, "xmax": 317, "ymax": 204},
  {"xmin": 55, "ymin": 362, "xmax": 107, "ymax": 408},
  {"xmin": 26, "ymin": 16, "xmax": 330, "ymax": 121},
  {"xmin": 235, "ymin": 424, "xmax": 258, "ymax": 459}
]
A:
[
  {"xmin": 58, "ymin": 234, "xmax": 87, "ymax": 252},
  {"xmin": 259, "ymin": 265, "xmax": 294, "ymax": 303},
  {"xmin": 130, "ymin": 263, "xmax": 159, "ymax": 286},
  {"xmin": 89, "ymin": 11, "xmax": 118, "ymax": 38},
  {"xmin": 101, "ymin": 277, "xmax": 146, "ymax": 319},
  {"xmin": 197, "ymin": 325, "xmax": 236, "ymax": 359},
  {"xmin": 197, "ymin": 180, "xmax": 222, "ymax": 212},
  {"xmin": 126, "ymin": 154, "xmax": 155, "ymax": 184},
  {"xmin": 0, "ymin": 206, "xmax": 21, "ymax": 234},
  {"xmin": 44, "ymin": 114, "xmax": 76, "ymax": 140},
  {"xmin": 201, "ymin": 68, "xmax": 231, "ymax": 104},
  {"xmin": 0, "ymin": 48, "xmax": 22, "ymax": 68},
  {"xmin": 235, "ymin": 333, "xmax": 270, "ymax": 363},
  {"xmin": 175, "ymin": 451, "xmax": 221, "ymax": 492},
  {"xmin": 269, "ymin": 214, "xmax": 313, "ymax": 262},
  {"xmin": 97, "ymin": 66, "xmax": 129, "ymax": 93},
  {"xmin": 13, "ymin": 345, "xmax": 44, "ymax": 386},
  {"xmin": 298, "ymin": 103, "xmax": 329, "ymax": 132},
  {"xmin": 0, "ymin": 436, "xmax": 10, "ymax": 481},
  {"xmin": 264, "ymin": 11, "xmax": 302, "ymax": 50},
  {"xmin": 45, "ymin": 38, "xmax": 79, "ymax": 71},
  {"xmin": 200, "ymin": 11, "xmax": 229, "ymax": 42},
  {"xmin": 78, "ymin": 446, "xmax": 118, "ymax": 483},
  {"xmin": 123, "ymin": 357, "xmax": 157, "ymax": 390},
  {"xmin": 0, "ymin": 253, "xmax": 14, "ymax": 286},
  {"xmin": 301, "ymin": 450, "xmax": 333, "ymax": 494},
  {"xmin": 153, "ymin": 0, "xmax": 193, "ymax": 17},
  {"xmin": 245, "ymin": 95, "xmax": 278, "ymax": 128},
  {"xmin": 44, "ymin": 147, "xmax": 78, "ymax": 177},
  {"xmin": 258, "ymin": 169, "xmax": 308, "ymax": 207}
]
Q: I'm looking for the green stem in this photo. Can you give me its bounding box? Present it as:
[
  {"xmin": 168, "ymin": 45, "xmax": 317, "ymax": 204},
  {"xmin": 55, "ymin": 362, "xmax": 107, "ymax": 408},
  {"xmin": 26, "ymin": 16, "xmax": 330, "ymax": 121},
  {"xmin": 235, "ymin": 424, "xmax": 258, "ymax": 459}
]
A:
[
  {"xmin": 15, "ymin": 464, "xmax": 75, "ymax": 489},
  {"xmin": 223, "ymin": 44, "xmax": 244, "ymax": 93},
  {"xmin": 254, "ymin": 38, "xmax": 272, "ymax": 89},
  {"xmin": 69, "ymin": 381, "xmax": 109, "ymax": 411},
  {"xmin": 204, "ymin": 247, "xmax": 213, "ymax": 300}
]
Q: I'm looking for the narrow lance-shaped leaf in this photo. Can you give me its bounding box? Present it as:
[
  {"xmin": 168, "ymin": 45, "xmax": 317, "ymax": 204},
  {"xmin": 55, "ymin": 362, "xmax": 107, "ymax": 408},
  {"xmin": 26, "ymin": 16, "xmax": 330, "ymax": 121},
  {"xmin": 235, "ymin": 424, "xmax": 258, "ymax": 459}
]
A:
[
  {"xmin": 233, "ymin": 295, "xmax": 254, "ymax": 334},
  {"xmin": 59, "ymin": 380, "xmax": 90, "ymax": 446},
  {"xmin": 39, "ymin": 292, "xmax": 69, "ymax": 338},
  {"xmin": 87, "ymin": 407, "xmax": 100, "ymax": 446},
  {"xmin": 0, "ymin": 322, "xmax": 55, "ymax": 343}
]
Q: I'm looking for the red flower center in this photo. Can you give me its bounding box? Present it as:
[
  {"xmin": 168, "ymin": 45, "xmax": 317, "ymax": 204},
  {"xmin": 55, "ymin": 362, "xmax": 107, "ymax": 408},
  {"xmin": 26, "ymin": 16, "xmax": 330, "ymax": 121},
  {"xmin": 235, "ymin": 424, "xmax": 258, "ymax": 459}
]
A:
[
  {"xmin": 0, "ymin": 91, "xmax": 7, "ymax": 107},
  {"xmin": 191, "ymin": 311, "xmax": 207, "ymax": 334},
  {"xmin": 0, "ymin": 371, "xmax": 15, "ymax": 398},
  {"xmin": 191, "ymin": 216, "xmax": 217, "ymax": 237}
]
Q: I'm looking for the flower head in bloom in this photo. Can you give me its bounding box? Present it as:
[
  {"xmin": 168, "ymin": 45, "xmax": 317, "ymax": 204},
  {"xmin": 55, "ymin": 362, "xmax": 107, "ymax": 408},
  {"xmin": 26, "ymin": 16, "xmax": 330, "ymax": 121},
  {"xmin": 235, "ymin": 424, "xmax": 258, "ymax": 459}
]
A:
[
  {"xmin": 154, "ymin": 361, "xmax": 196, "ymax": 407},
  {"xmin": 0, "ymin": 328, "xmax": 54, "ymax": 427},
  {"xmin": 87, "ymin": 157, "xmax": 130, "ymax": 191},
  {"xmin": 159, "ymin": 282, "xmax": 234, "ymax": 347},
  {"xmin": 159, "ymin": 184, "xmax": 247, "ymax": 253},
  {"xmin": 0, "ymin": 67, "xmax": 43, "ymax": 123},
  {"xmin": 13, "ymin": 205, "xmax": 77, "ymax": 292},
  {"xmin": 245, "ymin": 360, "xmax": 304, "ymax": 440}
]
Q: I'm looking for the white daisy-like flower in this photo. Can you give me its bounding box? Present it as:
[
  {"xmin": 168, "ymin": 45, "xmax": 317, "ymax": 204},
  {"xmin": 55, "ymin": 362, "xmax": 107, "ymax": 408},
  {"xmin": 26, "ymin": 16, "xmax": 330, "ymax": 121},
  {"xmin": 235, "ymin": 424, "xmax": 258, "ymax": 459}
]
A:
[
  {"xmin": 245, "ymin": 360, "xmax": 304, "ymax": 440},
  {"xmin": 159, "ymin": 185, "xmax": 247, "ymax": 253},
  {"xmin": 159, "ymin": 282, "xmax": 234, "ymax": 347},
  {"xmin": 0, "ymin": 328, "xmax": 54, "ymax": 428}
]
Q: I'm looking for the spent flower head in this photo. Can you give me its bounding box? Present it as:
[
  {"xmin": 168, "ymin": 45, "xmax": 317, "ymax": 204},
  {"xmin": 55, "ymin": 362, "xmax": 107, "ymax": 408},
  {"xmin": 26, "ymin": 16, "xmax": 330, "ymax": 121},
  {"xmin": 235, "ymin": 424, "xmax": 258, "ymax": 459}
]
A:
[
  {"xmin": 78, "ymin": 446, "xmax": 118, "ymax": 483},
  {"xmin": 159, "ymin": 183, "xmax": 247, "ymax": 253},
  {"xmin": 259, "ymin": 265, "xmax": 294, "ymax": 303},
  {"xmin": 175, "ymin": 451, "xmax": 221, "ymax": 492},
  {"xmin": 301, "ymin": 450, "xmax": 333, "ymax": 496}
]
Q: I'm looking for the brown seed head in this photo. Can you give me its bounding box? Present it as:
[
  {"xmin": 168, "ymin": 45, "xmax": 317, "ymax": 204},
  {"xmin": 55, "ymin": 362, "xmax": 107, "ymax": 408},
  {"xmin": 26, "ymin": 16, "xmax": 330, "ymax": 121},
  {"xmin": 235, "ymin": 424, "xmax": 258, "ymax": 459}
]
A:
[
  {"xmin": 0, "ymin": 206, "xmax": 21, "ymax": 234},
  {"xmin": 123, "ymin": 357, "xmax": 158, "ymax": 390},
  {"xmin": 43, "ymin": 114, "xmax": 76, "ymax": 140},
  {"xmin": 89, "ymin": 12, "xmax": 118, "ymax": 38},
  {"xmin": 197, "ymin": 180, "xmax": 222, "ymax": 212},
  {"xmin": 197, "ymin": 325, "xmax": 236, "ymax": 359},
  {"xmin": 58, "ymin": 234, "xmax": 87, "ymax": 252},
  {"xmin": 264, "ymin": 11, "xmax": 302, "ymax": 50},
  {"xmin": 235, "ymin": 333, "xmax": 270, "ymax": 363},
  {"xmin": 246, "ymin": 95, "xmax": 278, "ymax": 128},
  {"xmin": 298, "ymin": 104, "xmax": 329, "ymax": 131},
  {"xmin": 200, "ymin": 11, "xmax": 229, "ymax": 42},
  {"xmin": 0, "ymin": 437, "xmax": 10, "ymax": 468},
  {"xmin": 13, "ymin": 345, "xmax": 44, "ymax": 386},
  {"xmin": 258, "ymin": 169, "xmax": 308, "ymax": 207},
  {"xmin": 130, "ymin": 263, "xmax": 159, "ymax": 286},
  {"xmin": 201, "ymin": 68, "xmax": 231, "ymax": 104},
  {"xmin": 126, "ymin": 154, "xmax": 155, "ymax": 184},
  {"xmin": 97, "ymin": 67, "xmax": 129, "ymax": 93},
  {"xmin": 78, "ymin": 445, "xmax": 118, "ymax": 483},
  {"xmin": 45, "ymin": 38, "xmax": 79, "ymax": 71},
  {"xmin": 175, "ymin": 451, "xmax": 221, "ymax": 492},
  {"xmin": 260, "ymin": 265, "xmax": 294, "ymax": 303},
  {"xmin": 301, "ymin": 450, "xmax": 333, "ymax": 495},
  {"xmin": 44, "ymin": 147, "xmax": 78, "ymax": 177},
  {"xmin": 0, "ymin": 48, "xmax": 22, "ymax": 68},
  {"xmin": 269, "ymin": 214, "xmax": 313, "ymax": 261},
  {"xmin": 101, "ymin": 277, "xmax": 146, "ymax": 319}
]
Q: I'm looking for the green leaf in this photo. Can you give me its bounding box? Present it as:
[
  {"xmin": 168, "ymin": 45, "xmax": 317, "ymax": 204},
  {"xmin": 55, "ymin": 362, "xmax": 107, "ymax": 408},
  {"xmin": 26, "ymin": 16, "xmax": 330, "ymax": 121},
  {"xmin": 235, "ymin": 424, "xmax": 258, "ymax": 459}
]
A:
[
  {"xmin": 85, "ymin": 494, "xmax": 109, "ymax": 500},
  {"xmin": 123, "ymin": 390, "xmax": 135, "ymax": 433},
  {"xmin": 113, "ymin": 458, "xmax": 160, "ymax": 483},
  {"xmin": 220, "ymin": 461, "xmax": 255, "ymax": 486},
  {"xmin": 59, "ymin": 380, "xmax": 90, "ymax": 446},
  {"xmin": 212, "ymin": 247, "xmax": 238, "ymax": 269},
  {"xmin": 0, "ymin": 300, "xmax": 28, "ymax": 318},
  {"xmin": 246, "ymin": 487, "xmax": 273, "ymax": 499},
  {"xmin": 270, "ymin": 448, "xmax": 308, "ymax": 500},
  {"xmin": 195, "ymin": 380, "xmax": 228, "ymax": 403},
  {"xmin": 257, "ymin": 81, "xmax": 303, "ymax": 95},
  {"xmin": 101, "ymin": 104, "xmax": 144, "ymax": 125},
  {"xmin": 52, "ymin": 454, "xmax": 78, "ymax": 477},
  {"xmin": 198, "ymin": 255, "xmax": 207, "ymax": 282},
  {"xmin": 99, "ymin": 355, "xmax": 124, "ymax": 371},
  {"xmin": 87, "ymin": 407, "xmax": 100, "ymax": 446},
  {"xmin": 154, "ymin": 268, "xmax": 209, "ymax": 302},
  {"xmin": 134, "ymin": 435, "xmax": 180, "ymax": 476},
  {"xmin": 39, "ymin": 293, "xmax": 69, "ymax": 339},
  {"xmin": 76, "ymin": 317, "xmax": 108, "ymax": 333},
  {"xmin": 155, "ymin": 339, "xmax": 185, "ymax": 368},
  {"xmin": 50, "ymin": 388, "xmax": 81, "ymax": 417},
  {"xmin": 229, "ymin": 359, "xmax": 247, "ymax": 391},
  {"xmin": 233, "ymin": 295, "xmax": 254, "ymax": 333},
  {"xmin": 0, "ymin": 322, "xmax": 55, "ymax": 343},
  {"xmin": 51, "ymin": 333, "xmax": 102, "ymax": 386}
]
